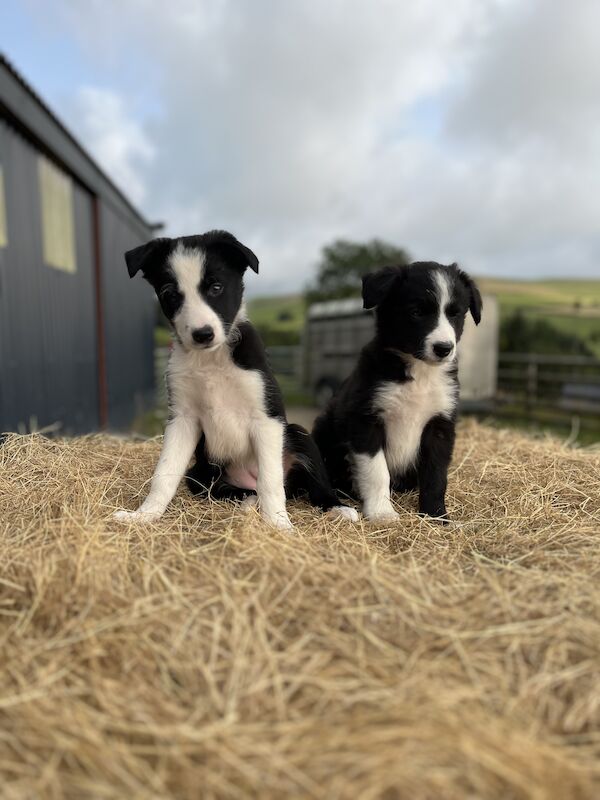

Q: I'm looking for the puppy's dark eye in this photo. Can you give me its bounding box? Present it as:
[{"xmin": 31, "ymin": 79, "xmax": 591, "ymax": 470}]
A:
[
  {"xmin": 160, "ymin": 286, "xmax": 179, "ymax": 302},
  {"xmin": 208, "ymin": 283, "xmax": 223, "ymax": 297},
  {"xmin": 446, "ymin": 304, "xmax": 460, "ymax": 317}
]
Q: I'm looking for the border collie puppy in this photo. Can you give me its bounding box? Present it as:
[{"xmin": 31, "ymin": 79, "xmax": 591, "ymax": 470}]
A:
[
  {"xmin": 312, "ymin": 262, "xmax": 482, "ymax": 522},
  {"xmin": 114, "ymin": 230, "xmax": 357, "ymax": 530}
]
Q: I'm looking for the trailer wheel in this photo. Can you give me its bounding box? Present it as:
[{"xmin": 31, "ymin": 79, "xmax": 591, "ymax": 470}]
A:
[{"xmin": 314, "ymin": 378, "xmax": 339, "ymax": 409}]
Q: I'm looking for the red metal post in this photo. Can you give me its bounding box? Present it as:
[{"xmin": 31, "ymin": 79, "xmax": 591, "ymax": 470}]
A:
[{"xmin": 91, "ymin": 196, "xmax": 108, "ymax": 428}]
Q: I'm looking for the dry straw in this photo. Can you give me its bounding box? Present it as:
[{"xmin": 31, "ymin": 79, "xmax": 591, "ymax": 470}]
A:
[{"xmin": 0, "ymin": 419, "xmax": 599, "ymax": 799}]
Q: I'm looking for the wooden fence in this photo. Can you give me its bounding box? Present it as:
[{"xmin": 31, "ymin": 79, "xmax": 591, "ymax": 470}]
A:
[{"xmin": 497, "ymin": 353, "xmax": 600, "ymax": 414}]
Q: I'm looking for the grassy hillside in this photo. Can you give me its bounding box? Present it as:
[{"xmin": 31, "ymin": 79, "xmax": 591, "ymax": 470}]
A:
[
  {"xmin": 477, "ymin": 278, "xmax": 600, "ymax": 311},
  {"xmin": 246, "ymin": 294, "xmax": 306, "ymax": 345}
]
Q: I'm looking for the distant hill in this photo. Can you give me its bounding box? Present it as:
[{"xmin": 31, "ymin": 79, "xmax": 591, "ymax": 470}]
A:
[{"xmin": 477, "ymin": 278, "xmax": 600, "ymax": 312}]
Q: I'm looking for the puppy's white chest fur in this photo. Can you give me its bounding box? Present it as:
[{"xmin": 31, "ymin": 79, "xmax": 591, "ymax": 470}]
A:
[
  {"xmin": 374, "ymin": 358, "xmax": 457, "ymax": 475},
  {"xmin": 168, "ymin": 344, "xmax": 266, "ymax": 464}
]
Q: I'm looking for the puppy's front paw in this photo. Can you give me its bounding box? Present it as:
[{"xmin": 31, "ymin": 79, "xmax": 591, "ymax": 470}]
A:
[
  {"xmin": 240, "ymin": 495, "xmax": 259, "ymax": 513},
  {"xmin": 113, "ymin": 509, "xmax": 162, "ymax": 524},
  {"xmin": 364, "ymin": 505, "xmax": 400, "ymax": 523},
  {"xmin": 327, "ymin": 505, "xmax": 359, "ymax": 522}
]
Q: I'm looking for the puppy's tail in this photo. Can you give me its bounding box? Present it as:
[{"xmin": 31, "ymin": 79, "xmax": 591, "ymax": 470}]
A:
[{"xmin": 284, "ymin": 423, "xmax": 341, "ymax": 511}]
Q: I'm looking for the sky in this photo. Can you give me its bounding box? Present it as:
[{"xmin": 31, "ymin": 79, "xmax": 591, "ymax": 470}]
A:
[{"xmin": 3, "ymin": 0, "xmax": 600, "ymax": 294}]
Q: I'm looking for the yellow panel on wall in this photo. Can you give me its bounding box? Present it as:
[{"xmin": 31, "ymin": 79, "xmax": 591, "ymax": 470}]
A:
[
  {"xmin": 0, "ymin": 166, "xmax": 7, "ymax": 248},
  {"xmin": 38, "ymin": 156, "xmax": 76, "ymax": 273}
]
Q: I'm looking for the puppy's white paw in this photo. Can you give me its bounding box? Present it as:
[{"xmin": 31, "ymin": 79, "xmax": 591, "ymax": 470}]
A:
[
  {"xmin": 365, "ymin": 507, "xmax": 400, "ymax": 523},
  {"xmin": 240, "ymin": 495, "xmax": 259, "ymax": 513},
  {"xmin": 327, "ymin": 505, "xmax": 359, "ymax": 522},
  {"xmin": 263, "ymin": 511, "xmax": 295, "ymax": 531},
  {"xmin": 113, "ymin": 509, "xmax": 161, "ymax": 524}
]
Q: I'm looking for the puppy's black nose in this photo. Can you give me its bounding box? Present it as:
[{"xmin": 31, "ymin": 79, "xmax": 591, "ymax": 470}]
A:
[
  {"xmin": 433, "ymin": 341, "xmax": 454, "ymax": 358},
  {"xmin": 191, "ymin": 325, "xmax": 215, "ymax": 345}
]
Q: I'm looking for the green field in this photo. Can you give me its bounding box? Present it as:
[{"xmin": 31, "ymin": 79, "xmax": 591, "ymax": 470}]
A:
[
  {"xmin": 477, "ymin": 278, "xmax": 600, "ymax": 310},
  {"xmin": 477, "ymin": 278, "xmax": 600, "ymax": 357}
]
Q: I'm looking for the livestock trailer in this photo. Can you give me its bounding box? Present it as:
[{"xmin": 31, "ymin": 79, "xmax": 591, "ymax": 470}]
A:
[
  {"xmin": 303, "ymin": 295, "xmax": 499, "ymax": 408},
  {"xmin": 0, "ymin": 54, "xmax": 157, "ymax": 433}
]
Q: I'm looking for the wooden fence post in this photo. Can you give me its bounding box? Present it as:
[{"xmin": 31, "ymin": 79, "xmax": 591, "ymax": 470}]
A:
[{"xmin": 526, "ymin": 356, "xmax": 538, "ymax": 417}]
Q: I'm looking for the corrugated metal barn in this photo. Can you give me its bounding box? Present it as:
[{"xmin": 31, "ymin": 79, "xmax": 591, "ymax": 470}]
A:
[{"xmin": 0, "ymin": 55, "xmax": 157, "ymax": 433}]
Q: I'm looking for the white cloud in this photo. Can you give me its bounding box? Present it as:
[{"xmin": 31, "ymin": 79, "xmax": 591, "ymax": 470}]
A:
[
  {"xmin": 30, "ymin": 0, "xmax": 600, "ymax": 287},
  {"xmin": 71, "ymin": 86, "xmax": 155, "ymax": 207}
]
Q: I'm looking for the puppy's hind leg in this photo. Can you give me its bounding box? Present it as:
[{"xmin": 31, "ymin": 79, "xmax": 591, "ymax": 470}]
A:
[
  {"xmin": 285, "ymin": 424, "xmax": 359, "ymax": 521},
  {"xmin": 186, "ymin": 436, "xmax": 258, "ymax": 505},
  {"xmin": 185, "ymin": 435, "xmax": 220, "ymax": 498}
]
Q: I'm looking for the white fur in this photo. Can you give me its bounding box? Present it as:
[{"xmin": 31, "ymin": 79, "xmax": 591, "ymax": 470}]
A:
[
  {"xmin": 168, "ymin": 343, "xmax": 263, "ymax": 467},
  {"xmin": 240, "ymin": 494, "xmax": 258, "ymax": 513},
  {"xmin": 352, "ymin": 451, "xmax": 399, "ymax": 522},
  {"xmin": 327, "ymin": 505, "xmax": 360, "ymax": 522},
  {"xmin": 375, "ymin": 357, "xmax": 457, "ymax": 476},
  {"xmin": 424, "ymin": 271, "xmax": 456, "ymax": 361},
  {"xmin": 114, "ymin": 337, "xmax": 292, "ymax": 529},
  {"xmin": 252, "ymin": 416, "xmax": 293, "ymax": 530},
  {"xmin": 169, "ymin": 245, "xmax": 226, "ymax": 349}
]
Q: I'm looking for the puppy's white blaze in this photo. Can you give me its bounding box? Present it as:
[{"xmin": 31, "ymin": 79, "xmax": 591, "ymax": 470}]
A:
[
  {"xmin": 170, "ymin": 245, "xmax": 225, "ymax": 347},
  {"xmin": 352, "ymin": 451, "xmax": 399, "ymax": 521},
  {"xmin": 425, "ymin": 270, "xmax": 456, "ymax": 360}
]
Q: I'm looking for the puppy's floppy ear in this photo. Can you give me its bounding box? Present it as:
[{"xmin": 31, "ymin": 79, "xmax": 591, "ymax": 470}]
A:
[
  {"xmin": 362, "ymin": 265, "xmax": 403, "ymax": 309},
  {"xmin": 205, "ymin": 230, "xmax": 259, "ymax": 274},
  {"xmin": 124, "ymin": 238, "xmax": 172, "ymax": 278},
  {"xmin": 456, "ymin": 266, "xmax": 482, "ymax": 325}
]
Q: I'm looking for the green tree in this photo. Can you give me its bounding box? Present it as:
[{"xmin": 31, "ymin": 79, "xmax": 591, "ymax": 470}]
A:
[{"xmin": 306, "ymin": 238, "xmax": 410, "ymax": 304}]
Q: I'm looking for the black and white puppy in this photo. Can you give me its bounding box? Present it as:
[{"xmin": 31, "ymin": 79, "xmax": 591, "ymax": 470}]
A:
[
  {"xmin": 312, "ymin": 262, "xmax": 482, "ymax": 522},
  {"xmin": 114, "ymin": 230, "xmax": 357, "ymax": 530}
]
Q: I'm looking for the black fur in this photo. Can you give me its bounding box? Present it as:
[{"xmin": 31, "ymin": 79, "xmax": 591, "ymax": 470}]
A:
[{"xmin": 230, "ymin": 321, "xmax": 285, "ymax": 419}]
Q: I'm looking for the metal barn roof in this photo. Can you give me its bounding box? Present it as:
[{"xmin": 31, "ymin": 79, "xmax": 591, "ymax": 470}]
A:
[
  {"xmin": 0, "ymin": 53, "xmax": 158, "ymax": 234},
  {"xmin": 307, "ymin": 297, "xmax": 365, "ymax": 318}
]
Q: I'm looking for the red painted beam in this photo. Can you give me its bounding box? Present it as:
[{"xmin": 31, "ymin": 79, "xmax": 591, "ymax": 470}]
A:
[{"xmin": 91, "ymin": 196, "xmax": 108, "ymax": 429}]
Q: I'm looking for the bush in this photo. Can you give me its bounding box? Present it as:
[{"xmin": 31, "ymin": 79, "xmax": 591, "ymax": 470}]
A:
[
  {"xmin": 254, "ymin": 323, "xmax": 301, "ymax": 347},
  {"xmin": 500, "ymin": 310, "xmax": 592, "ymax": 356}
]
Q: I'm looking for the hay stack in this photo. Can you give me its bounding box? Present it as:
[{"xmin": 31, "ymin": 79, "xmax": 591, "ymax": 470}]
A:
[{"xmin": 0, "ymin": 420, "xmax": 599, "ymax": 799}]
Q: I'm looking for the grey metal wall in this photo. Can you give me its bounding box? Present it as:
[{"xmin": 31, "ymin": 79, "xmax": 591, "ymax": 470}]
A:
[
  {"xmin": 0, "ymin": 118, "xmax": 99, "ymax": 433},
  {"xmin": 100, "ymin": 201, "xmax": 155, "ymax": 429},
  {"xmin": 0, "ymin": 114, "xmax": 155, "ymax": 434}
]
